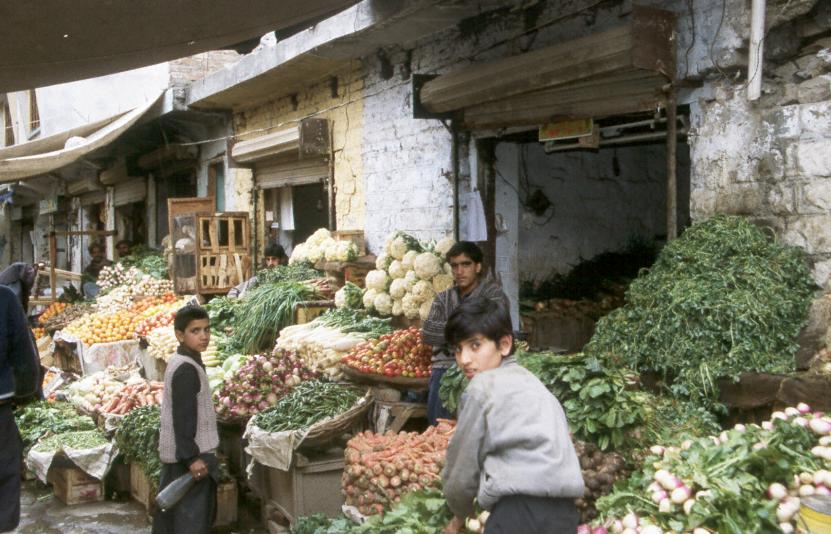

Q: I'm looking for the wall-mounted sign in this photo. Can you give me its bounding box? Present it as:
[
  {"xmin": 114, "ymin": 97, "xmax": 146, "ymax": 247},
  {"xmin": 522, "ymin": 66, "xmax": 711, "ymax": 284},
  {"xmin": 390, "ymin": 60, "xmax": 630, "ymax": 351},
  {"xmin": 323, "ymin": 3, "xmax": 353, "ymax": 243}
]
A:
[
  {"xmin": 38, "ymin": 197, "xmax": 60, "ymax": 215},
  {"xmin": 539, "ymin": 118, "xmax": 594, "ymax": 142}
]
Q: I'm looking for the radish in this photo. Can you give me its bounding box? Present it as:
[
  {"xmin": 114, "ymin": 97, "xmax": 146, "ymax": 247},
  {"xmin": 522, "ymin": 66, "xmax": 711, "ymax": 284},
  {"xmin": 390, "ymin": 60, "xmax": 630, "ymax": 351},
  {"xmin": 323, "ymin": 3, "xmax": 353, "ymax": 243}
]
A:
[
  {"xmin": 610, "ymin": 520, "xmax": 624, "ymax": 534},
  {"xmin": 733, "ymin": 423, "xmax": 746, "ymax": 432},
  {"xmin": 793, "ymin": 416, "xmax": 808, "ymax": 428},
  {"xmin": 693, "ymin": 529, "xmax": 712, "ymax": 534},
  {"xmin": 762, "ymin": 421, "xmax": 774, "ymax": 431},
  {"xmin": 777, "ymin": 503, "xmax": 795, "ymax": 523},
  {"xmin": 785, "ymin": 407, "xmax": 800, "ymax": 417},
  {"xmin": 799, "ymin": 472, "xmax": 814, "ymax": 485},
  {"xmin": 467, "ymin": 518, "xmax": 482, "ymax": 532},
  {"xmin": 640, "ymin": 526, "xmax": 663, "ymax": 534},
  {"xmin": 809, "ymin": 418, "xmax": 831, "ymax": 436},
  {"xmin": 814, "ymin": 470, "xmax": 831, "ymax": 486},
  {"xmin": 576, "ymin": 526, "xmax": 590, "ymax": 534},
  {"xmin": 768, "ymin": 482, "xmax": 788, "ymax": 500},
  {"xmin": 683, "ymin": 498, "xmax": 695, "ymax": 515},
  {"xmin": 772, "ymin": 411, "xmax": 787, "ymax": 421},
  {"xmin": 816, "ymin": 485, "xmax": 831, "ymax": 496},
  {"xmin": 652, "ymin": 490, "xmax": 668, "ymax": 504},
  {"xmin": 621, "ymin": 512, "xmax": 639, "ymax": 528},
  {"xmin": 671, "ymin": 486, "xmax": 692, "ymax": 504},
  {"xmin": 592, "ymin": 528, "xmax": 609, "ymax": 534},
  {"xmin": 649, "ymin": 445, "xmax": 666, "ymax": 456},
  {"xmin": 658, "ymin": 498, "xmax": 672, "ymax": 513},
  {"xmin": 799, "ymin": 485, "xmax": 816, "ymax": 497},
  {"xmin": 780, "ymin": 523, "xmax": 794, "ymax": 534},
  {"xmin": 821, "ymin": 436, "xmax": 831, "ymax": 446},
  {"xmin": 797, "ymin": 402, "xmax": 811, "ymax": 414}
]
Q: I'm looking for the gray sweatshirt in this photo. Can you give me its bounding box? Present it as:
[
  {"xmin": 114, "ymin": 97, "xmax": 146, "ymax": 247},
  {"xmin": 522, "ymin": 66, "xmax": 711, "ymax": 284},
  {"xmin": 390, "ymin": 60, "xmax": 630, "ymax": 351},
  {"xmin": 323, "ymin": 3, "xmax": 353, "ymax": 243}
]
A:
[{"xmin": 442, "ymin": 358, "xmax": 585, "ymax": 518}]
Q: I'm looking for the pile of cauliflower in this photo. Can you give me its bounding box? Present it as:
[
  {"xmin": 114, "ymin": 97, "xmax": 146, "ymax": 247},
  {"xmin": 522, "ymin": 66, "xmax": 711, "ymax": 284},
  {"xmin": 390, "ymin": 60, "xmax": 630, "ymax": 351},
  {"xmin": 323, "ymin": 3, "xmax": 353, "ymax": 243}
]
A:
[
  {"xmin": 289, "ymin": 228, "xmax": 359, "ymax": 265},
  {"xmin": 363, "ymin": 232, "xmax": 456, "ymax": 320}
]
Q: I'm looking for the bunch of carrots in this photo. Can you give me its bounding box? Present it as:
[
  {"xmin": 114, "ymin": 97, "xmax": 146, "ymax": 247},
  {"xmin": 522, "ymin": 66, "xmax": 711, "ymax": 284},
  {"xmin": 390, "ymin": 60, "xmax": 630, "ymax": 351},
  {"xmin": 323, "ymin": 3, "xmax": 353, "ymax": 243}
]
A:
[
  {"xmin": 101, "ymin": 380, "xmax": 164, "ymax": 415},
  {"xmin": 341, "ymin": 419, "xmax": 455, "ymax": 516}
]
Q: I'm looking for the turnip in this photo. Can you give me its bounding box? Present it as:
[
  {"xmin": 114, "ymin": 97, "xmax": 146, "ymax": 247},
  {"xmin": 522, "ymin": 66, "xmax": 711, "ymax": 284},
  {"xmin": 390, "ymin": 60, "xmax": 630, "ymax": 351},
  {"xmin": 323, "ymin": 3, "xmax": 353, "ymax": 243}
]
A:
[
  {"xmin": 683, "ymin": 498, "xmax": 696, "ymax": 515},
  {"xmin": 793, "ymin": 416, "xmax": 808, "ymax": 428},
  {"xmin": 797, "ymin": 402, "xmax": 811, "ymax": 414},
  {"xmin": 752, "ymin": 442, "xmax": 767, "ymax": 451},
  {"xmin": 651, "ymin": 490, "xmax": 668, "ymax": 504},
  {"xmin": 768, "ymin": 482, "xmax": 788, "ymax": 500},
  {"xmin": 780, "ymin": 523, "xmax": 794, "ymax": 534},
  {"xmin": 591, "ymin": 528, "xmax": 609, "ymax": 534},
  {"xmin": 821, "ymin": 436, "xmax": 831, "ymax": 446},
  {"xmin": 814, "ymin": 470, "xmax": 831, "ymax": 486},
  {"xmin": 733, "ymin": 424, "xmax": 746, "ymax": 432},
  {"xmin": 649, "ymin": 445, "xmax": 666, "ymax": 456},
  {"xmin": 621, "ymin": 512, "xmax": 639, "ymax": 528},
  {"xmin": 658, "ymin": 498, "xmax": 672, "ymax": 513},
  {"xmin": 693, "ymin": 529, "xmax": 712, "ymax": 534},
  {"xmin": 771, "ymin": 411, "xmax": 787, "ymax": 421},
  {"xmin": 467, "ymin": 518, "xmax": 482, "ymax": 532},
  {"xmin": 610, "ymin": 520, "xmax": 623, "ymax": 534},
  {"xmin": 809, "ymin": 417, "xmax": 831, "ymax": 436},
  {"xmin": 654, "ymin": 469, "xmax": 672, "ymax": 486},
  {"xmin": 799, "ymin": 485, "xmax": 816, "ymax": 497},
  {"xmin": 640, "ymin": 526, "xmax": 663, "ymax": 534},
  {"xmin": 776, "ymin": 503, "xmax": 795, "ymax": 523},
  {"xmin": 816, "ymin": 485, "xmax": 831, "ymax": 496},
  {"xmin": 799, "ymin": 472, "xmax": 814, "ymax": 485},
  {"xmin": 478, "ymin": 511, "xmax": 490, "ymax": 525},
  {"xmin": 762, "ymin": 421, "xmax": 774, "ymax": 431},
  {"xmin": 785, "ymin": 407, "xmax": 800, "ymax": 417},
  {"xmin": 671, "ymin": 486, "xmax": 692, "ymax": 504},
  {"xmin": 621, "ymin": 530, "xmax": 637, "ymax": 534}
]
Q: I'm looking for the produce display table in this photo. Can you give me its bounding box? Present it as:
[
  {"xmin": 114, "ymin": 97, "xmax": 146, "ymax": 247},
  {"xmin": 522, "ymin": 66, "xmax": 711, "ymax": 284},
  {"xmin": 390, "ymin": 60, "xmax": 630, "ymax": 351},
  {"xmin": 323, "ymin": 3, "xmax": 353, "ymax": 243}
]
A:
[{"xmin": 339, "ymin": 364, "xmax": 429, "ymax": 391}]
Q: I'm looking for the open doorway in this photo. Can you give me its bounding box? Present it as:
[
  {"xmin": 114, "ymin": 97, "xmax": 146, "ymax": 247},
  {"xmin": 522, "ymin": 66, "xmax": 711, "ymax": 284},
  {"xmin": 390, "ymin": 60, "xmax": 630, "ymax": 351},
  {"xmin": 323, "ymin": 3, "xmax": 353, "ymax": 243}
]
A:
[{"xmin": 486, "ymin": 111, "xmax": 691, "ymax": 352}]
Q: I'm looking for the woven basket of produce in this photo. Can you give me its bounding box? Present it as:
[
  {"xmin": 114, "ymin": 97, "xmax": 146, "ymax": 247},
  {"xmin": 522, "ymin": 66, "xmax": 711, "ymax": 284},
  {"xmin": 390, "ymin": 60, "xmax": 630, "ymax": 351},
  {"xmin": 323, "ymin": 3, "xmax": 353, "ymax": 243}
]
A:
[{"xmin": 301, "ymin": 388, "xmax": 373, "ymax": 448}]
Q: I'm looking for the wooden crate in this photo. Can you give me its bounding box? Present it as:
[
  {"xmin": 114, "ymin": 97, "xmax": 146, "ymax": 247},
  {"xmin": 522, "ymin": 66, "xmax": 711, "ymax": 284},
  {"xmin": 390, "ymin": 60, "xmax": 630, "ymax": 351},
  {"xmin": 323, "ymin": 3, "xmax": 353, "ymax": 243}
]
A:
[
  {"xmin": 48, "ymin": 466, "xmax": 104, "ymax": 505},
  {"xmin": 259, "ymin": 449, "xmax": 345, "ymax": 525},
  {"xmin": 293, "ymin": 301, "xmax": 334, "ymax": 325},
  {"xmin": 197, "ymin": 213, "xmax": 252, "ymax": 294},
  {"xmin": 53, "ymin": 340, "xmax": 83, "ymax": 375},
  {"xmin": 332, "ymin": 230, "xmax": 366, "ymax": 256},
  {"xmin": 343, "ymin": 264, "xmax": 372, "ymax": 288},
  {"xmin": 130, "ymin": 462, "xmax": 157, "ymax": 514},
  {"xmin": 372, "ymin": 400, "xmax": 428, "ymax": 434},
  {"xmin": 215, "ymin": 481, "xmax": 238, "ymax": 527}
]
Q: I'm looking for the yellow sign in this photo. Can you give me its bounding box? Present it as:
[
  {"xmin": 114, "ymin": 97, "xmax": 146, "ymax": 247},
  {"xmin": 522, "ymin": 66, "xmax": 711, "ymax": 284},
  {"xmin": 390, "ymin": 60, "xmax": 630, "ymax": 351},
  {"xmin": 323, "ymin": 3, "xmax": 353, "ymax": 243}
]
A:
[{"xmin": 539, "ymin": 118, "xmax": 594, "ymax": 142}]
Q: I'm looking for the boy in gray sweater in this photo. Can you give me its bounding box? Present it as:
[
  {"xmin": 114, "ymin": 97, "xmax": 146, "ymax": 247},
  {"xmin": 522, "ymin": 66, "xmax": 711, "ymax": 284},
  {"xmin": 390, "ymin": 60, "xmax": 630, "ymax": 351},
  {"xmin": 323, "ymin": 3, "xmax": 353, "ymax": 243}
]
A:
[{"xmin": 442, "ymin": 297, "xmax": 584, "ymax": 534}]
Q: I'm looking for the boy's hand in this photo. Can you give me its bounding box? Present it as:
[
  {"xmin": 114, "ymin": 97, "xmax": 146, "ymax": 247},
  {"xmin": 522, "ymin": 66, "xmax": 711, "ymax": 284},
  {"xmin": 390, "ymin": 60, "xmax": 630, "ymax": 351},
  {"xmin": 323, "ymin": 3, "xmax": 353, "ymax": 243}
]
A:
[
  {"xmin": 444, "ymin": 516, "xmax": 464, "ymax": 534},
  {"xmin": 189, "ymin": 458, "xmax": 209, "ymax": 480}
]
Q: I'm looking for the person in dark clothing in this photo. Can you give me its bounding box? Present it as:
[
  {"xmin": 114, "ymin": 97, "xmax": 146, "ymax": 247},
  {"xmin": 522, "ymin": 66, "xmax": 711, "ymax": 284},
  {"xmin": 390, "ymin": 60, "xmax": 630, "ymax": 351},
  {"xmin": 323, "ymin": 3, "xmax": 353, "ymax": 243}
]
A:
[
  {"xmin": 227, "ymin": 243, "xmax": 287, "ymax": 298},
  {"xmin": 421, "ymin": 242, "xmax": 509, "ymax": 425},
  {"xmin": 0, "ymin": 285, "xmax": 41, "ymax": 532},
  {"xmin": 0, "ymin": 263, "xmax": 38, "ymax": 311},
  {"xmin": 153, "ymin": 306, "xmax": 219, "ymax": 534}
]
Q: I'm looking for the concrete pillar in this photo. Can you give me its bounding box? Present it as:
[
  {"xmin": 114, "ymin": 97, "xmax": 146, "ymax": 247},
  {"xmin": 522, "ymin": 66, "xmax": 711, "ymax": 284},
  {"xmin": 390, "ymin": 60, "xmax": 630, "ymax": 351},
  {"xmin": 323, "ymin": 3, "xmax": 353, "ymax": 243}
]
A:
[{"xmin": 494, "ymin": 142, "xmax": 521, "ymax": 330}]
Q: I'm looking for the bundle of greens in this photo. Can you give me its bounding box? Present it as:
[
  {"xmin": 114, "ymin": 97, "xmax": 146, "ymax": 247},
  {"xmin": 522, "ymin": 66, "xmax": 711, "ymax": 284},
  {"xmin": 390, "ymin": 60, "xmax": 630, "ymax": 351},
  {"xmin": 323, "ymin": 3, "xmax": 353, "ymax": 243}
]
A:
[
  {"xmin": 119, "ymin": 246, "xmax": 168, "ymax": 279},
  {"xmin": 233, "ymin": 281, "xmax": 317, "ymax": 353},
  {"xmin": 115, "ymin": 405, "xmax": 162, "ymax": 488},
  {"xmin": 438, "ymin": 364, "xmax": 468, "ymax": 415},
  {"xmin": 205, "ymin": 296, "xmax": 240, "ymax": 333},
  {"xmin": 256, "ymin": 263, "xmax": 322, "ymax": 285},
  {"xmin": 253, "ymin": 380, "xmax": 363, "ymax": 433},
  {"xmin": 585, "ymin": 215, "xmax": 814, "ymax": 410},
  {"xmin": 15, "ymin": 401, "xmax": 96, "ymax": 451},
  {"xmin": 32, "ymin": 429, "xmax": 109, "ymax": 452},
  {"xmin": 314, "ymin": 308, "xmax": 393, "ymax": 337}
]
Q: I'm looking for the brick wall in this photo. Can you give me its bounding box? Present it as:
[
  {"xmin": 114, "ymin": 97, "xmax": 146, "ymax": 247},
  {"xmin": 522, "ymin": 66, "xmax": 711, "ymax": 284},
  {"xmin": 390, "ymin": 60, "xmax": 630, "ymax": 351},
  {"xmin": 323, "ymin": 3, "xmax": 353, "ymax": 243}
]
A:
[{"xmin": 169, "ymin": 51, "xmax": 241, "ymax": 87}]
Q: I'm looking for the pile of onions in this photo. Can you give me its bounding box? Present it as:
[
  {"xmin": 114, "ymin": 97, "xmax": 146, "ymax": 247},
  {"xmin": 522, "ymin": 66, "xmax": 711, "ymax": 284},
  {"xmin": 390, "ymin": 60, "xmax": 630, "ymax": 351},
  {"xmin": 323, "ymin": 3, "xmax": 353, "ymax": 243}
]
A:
[
  {"xmin": 342, "ymin": 419, "xmax": 456, "ymax": 516},
  {"xmin": 214, "ymin": 350, "xmax": 318, "ymax": 420},
  {"xmin": 574, "ymin": 441, "xmax": 629, "ymax": 523}
]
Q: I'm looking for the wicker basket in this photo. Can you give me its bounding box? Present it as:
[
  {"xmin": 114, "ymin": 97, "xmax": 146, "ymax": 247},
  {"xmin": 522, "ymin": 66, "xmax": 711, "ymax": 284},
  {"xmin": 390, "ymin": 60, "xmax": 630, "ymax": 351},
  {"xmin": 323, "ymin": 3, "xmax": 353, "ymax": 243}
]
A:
[
  {"xmin": 299, "ymin": 389, "xmax": 373, "ymax": 448},
  {"xmin": 339, "ymin": 365, "xmax": 429, "ymax": 391}
]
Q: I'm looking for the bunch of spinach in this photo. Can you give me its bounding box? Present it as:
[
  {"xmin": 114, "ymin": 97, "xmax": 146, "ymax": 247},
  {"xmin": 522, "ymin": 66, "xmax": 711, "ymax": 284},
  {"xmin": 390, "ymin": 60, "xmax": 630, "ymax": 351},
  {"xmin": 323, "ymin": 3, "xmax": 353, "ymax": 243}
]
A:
[
  {"xmin": 314, "ymin": 308, "xmax": 393, "ymax": 338},
  {"xmin": 253, "ymin": 381, "xmax": 363, "ymax": 432},
  {"xmin": 115, "ymin": 405, "xmax": 162, "ymax": 489},
  {"xmin": 585, "ymin": 215, "xmax": 814, "ymax": 411}
]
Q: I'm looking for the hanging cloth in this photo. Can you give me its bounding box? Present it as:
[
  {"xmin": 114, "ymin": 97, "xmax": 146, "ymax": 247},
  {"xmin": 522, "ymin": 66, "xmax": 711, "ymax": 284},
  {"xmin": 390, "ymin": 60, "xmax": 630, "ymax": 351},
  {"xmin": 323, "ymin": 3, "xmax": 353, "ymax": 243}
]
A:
[
  {"xmin": 279, "ymin": 187, "xmax": 295, "ymax": 231},
  {"xmin": 464, "ymin": 188, "xmax": 488, "ymax": 242}
]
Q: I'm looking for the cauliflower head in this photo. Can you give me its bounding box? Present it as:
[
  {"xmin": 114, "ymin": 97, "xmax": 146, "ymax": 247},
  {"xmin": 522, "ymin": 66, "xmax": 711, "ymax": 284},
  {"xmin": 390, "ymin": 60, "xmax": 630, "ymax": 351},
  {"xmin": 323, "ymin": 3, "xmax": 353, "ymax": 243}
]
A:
[
  {"xmin": 362, "ymin": 288, "xmax": 379, "ymax": 310},
  {"xmin": 388, "ymin": 235, "xmax": 410, "ymax": 260},
  {"xmin": 289, "ymin": 243, "xmax": 308, "ymax": 265},
  {"xmin": 432, "ymin": 273, "xmax": 454, "ymax": 293},
  {"xmin": 435, "ymin": 236, "xmax": 456, "ymax": 257},
  {"xmin": 402, "ymin": 294, "xmax": 420, "ymax": 319},
  {"xmin": 365, "ymin": 270, "xmax": 390, "ymax": 292},
  {"xmin": 411, "ymin": 280, "xmax": 435, "ymax": 303},
  {"xmin": 373, "ymin": 292, "xmax": 393, "ymax": 316},
  {"xmin": 414, "ymin": 252, "xmax": 442, "ymax": 280},
  {"xmin": 392, "ymin": 299, "xmax": 404, "ymax": 317},
  {"xmin": 401, "ymin": 250, "xmax": 419, "ymax": 271},
  {"xmin": 388, "ymin": 260, "xmax": 406, "ymax": 279},
  {"xmin": 308, "ymin": 228, "xmax": 332, "ymax": 246},
  {"xmin": 404, "ymin": 270, "xmax": 419, "ymax": 289},
  {"xmin": 389, "ymin": 278, "xmax": 409, "ymax": 299},
  {"xmin": 419, "ymin": 299, "xmax": 434, "ymax": 321},
  {"xmin": 375, "ymin": 253, "xmax": 392, "ymax": 271}
]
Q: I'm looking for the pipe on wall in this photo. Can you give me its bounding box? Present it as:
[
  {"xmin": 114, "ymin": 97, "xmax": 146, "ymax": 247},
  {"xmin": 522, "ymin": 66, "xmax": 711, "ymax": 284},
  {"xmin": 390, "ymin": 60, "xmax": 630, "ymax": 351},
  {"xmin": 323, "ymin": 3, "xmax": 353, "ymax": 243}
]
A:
[{"xmin": 747, "ymin": 0, "xmax": 766, "ymax": 101}]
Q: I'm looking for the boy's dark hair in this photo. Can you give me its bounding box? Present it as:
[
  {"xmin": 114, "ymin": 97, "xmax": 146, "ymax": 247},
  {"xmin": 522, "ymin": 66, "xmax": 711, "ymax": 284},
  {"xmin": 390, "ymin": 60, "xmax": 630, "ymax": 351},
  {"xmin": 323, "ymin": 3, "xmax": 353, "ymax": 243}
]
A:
[
  {"xmin": 445, "ymin": 296, "xmax": 514, "ymax": 355},
  {"xmin": 88, "ymin": 242, "xmax": 103, "ymax": 254},
  {"xmin": 264, "ymin": 243, "xmax": 287, "ymax": 258},
  {"xmin": 445, "ymin": 241, "xmax": 484, "ymax": 264},
  {"xmin": 174, "ymin": 305, "xmax": 209, "ymax": 332}
]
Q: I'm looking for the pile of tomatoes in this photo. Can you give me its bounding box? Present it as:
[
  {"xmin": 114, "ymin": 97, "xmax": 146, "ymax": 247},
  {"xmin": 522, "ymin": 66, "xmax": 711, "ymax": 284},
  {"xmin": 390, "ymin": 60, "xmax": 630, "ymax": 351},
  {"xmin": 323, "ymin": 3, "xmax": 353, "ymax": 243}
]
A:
[{"xmin": 341, "ymin": 327, "xmax": 432, "ymax": 379}]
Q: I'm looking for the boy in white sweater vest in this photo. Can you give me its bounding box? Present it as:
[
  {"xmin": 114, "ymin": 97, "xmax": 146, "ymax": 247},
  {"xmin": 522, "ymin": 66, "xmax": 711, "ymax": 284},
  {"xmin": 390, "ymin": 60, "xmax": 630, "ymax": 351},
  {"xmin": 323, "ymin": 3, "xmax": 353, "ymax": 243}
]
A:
[
  {"xmin": 153, "ymin": 305, "xmax": 219, "ymax": 534},
  {"xmin": 442, "ymin": 297, "xmax": 585, "ymax": 534}
]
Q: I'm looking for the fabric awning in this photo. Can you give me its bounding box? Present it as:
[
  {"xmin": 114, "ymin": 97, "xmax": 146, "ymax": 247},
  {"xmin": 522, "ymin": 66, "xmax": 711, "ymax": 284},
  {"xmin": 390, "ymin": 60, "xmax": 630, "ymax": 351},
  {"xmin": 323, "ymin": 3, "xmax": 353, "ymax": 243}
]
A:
[
  {"xmin": 0, "ymin": 92, "xmax": 163, "ymax": 183},
  {"xmin": 0, "ymin": 0, "xmax": 359, "ymax": 92}
]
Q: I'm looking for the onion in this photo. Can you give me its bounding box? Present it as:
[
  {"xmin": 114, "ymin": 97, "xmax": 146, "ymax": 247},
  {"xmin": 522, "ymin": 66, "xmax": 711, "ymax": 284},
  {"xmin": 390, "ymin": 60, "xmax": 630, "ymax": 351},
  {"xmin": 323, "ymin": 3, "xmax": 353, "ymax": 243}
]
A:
[
  {"xmin": 797, "ymin": 402, "xmax": 811, "ymax": 414},
  {"xmin": 809, "ymin": 418, "xmax": 831, "ymax": 436},
  {"xmin": 768, "ymin": 482, "xmax": 788, "ymax": 501},
  {"xmin": 671, "ymin": 486, "xmax": 692, "ymax": 504}
]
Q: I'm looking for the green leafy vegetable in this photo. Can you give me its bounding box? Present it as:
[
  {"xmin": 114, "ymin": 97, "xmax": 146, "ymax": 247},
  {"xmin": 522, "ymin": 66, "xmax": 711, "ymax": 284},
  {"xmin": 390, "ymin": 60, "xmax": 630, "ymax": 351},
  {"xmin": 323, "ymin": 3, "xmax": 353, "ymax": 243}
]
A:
[
  {"xmin": 256, "ymin": 263, "xmax": 322, "ymax": 285},
  {"xmin": 438, "ymin": 364, "xmax": 468, "ymax": 415},
  {"xmin": 233, "ymin": 281, "xmax": 316, "ymax": 353},
  {"xmin": 253, "ymin": 381, "xmax": 363, "ymax": 432},
  {"xmin": 15, "ymin": 401, "xmax": 96, "ymax": 451},
  {"xmin": 33, "ymin": 430, "xmax": 108, "ymax": 452},
  {"xmin": 115, "ymin": 405, "xmax": 162, "ymax": 489},
  {"xmin": 585, "ymin": 215, "xmax": 814, "ymax": 411},
  {"xmin": 314, "ymin": 308, "xmax": 393, "ymax": 338},
  {"xmin": 119, "ymin": 246, "xmax": 168, "ymax": 279}
]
